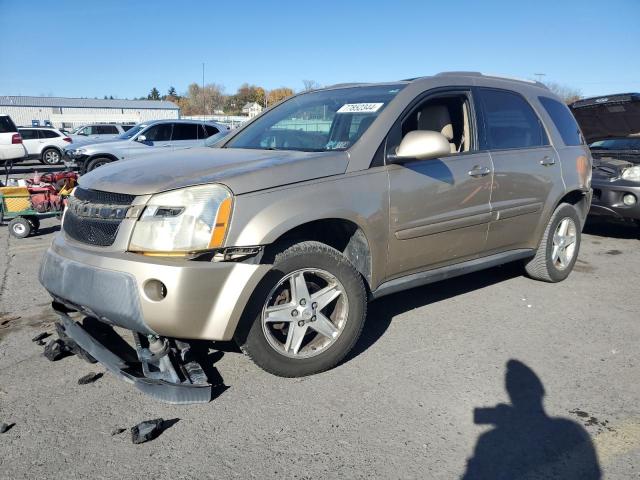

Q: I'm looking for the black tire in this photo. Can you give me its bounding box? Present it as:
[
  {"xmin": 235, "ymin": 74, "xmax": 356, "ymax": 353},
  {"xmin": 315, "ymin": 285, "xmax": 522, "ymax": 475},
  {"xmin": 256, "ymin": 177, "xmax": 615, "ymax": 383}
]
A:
[
  {"xmin": 525, "ymin": 203, "xmax": 581, "ymax": 282},
  {"xmin": 8, "ymin": 217, "xmax": 32, "ymax": 238},
  {"xmin": 41, "ymin": 148, "xmax": 62, "ymax": 166},
  {"xmin": 85, "ymin": 157, "xmax": 112, "ymax": 172},
  {"xmin": 26, "ymin": 216, "xmax": 40, "ymax": 232},
  {"xmin": 239, "ymin": 241, "xmax": 367, "ymax": 377}
]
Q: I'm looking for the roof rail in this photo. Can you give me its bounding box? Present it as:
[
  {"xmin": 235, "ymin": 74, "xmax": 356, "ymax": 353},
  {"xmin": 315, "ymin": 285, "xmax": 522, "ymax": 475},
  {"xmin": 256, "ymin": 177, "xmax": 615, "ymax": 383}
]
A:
[{"xmin": 433, "ymin": 71, "xmax": 548, "ymax": 88}]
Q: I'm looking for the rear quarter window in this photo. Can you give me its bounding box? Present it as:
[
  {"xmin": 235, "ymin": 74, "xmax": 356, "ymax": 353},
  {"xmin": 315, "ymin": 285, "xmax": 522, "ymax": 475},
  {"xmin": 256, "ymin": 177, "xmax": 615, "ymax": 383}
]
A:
[
  {"xmin": 0, "ymin": 116, "xmax": 18, "ymax": 133},
  {"xmin": 539, "ymin": 96, "xmax": 584, "ymax": 146}
]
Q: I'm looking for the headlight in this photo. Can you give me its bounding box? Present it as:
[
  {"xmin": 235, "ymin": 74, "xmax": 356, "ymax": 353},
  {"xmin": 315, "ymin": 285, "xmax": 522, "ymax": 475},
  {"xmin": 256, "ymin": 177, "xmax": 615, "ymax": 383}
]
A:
[
  {"xmin": 66, "ymin": 148, "xmax": 86, "ymax": 158},
  {"xmin": 129, "ymin": 184, "xmax": 232, "ymax": 254},
  {"xmin": 621, "ymin": 165, "xmax": 640, "ymax": 182}
]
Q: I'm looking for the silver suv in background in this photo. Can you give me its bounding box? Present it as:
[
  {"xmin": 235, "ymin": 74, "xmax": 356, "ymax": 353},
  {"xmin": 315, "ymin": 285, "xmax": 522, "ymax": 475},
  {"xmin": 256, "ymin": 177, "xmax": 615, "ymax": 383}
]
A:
[
  {"xmin": 40, "ymin": 73, "xmax": 592, "ymax": 403},
  {"xmin": 64, "ymin": 119, "xmax": 228, "ymax": 173},
  {"xmin": 68, "ymin": 123, "xmax": 134, "ymax": 142}
]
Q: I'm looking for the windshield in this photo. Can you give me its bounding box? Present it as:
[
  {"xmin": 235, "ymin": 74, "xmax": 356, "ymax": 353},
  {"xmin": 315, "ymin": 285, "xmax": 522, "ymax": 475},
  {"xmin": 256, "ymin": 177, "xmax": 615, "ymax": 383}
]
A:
[
  {"xmin": 225, "ymin": 85, "xmax": 405, "ymax": 152},
  {"xmin": 118, "ymin": 124, "xmax": 146, "ymax": 140},
  {"xmin": 590, "ymin": 138, "xmax": 640, "ymax": 150}
]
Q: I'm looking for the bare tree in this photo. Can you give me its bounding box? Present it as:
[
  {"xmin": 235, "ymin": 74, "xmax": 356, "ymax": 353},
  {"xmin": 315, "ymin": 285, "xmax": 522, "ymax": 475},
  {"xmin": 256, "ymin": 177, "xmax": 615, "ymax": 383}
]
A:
[
  {"xmin": 544, "ymin": 82, "xmax": 582, "ymax": 104},
  {"xmin": 302, "ymin": 79, "xmax": 321, "ymax": 92}
]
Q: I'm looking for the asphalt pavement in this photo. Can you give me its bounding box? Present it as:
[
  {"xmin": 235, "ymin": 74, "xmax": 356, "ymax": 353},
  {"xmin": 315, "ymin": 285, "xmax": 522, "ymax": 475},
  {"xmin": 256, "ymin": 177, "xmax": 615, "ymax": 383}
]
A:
[{"xmin": 0, "ymin": 204, "xmax": 638, "ymax": 478}]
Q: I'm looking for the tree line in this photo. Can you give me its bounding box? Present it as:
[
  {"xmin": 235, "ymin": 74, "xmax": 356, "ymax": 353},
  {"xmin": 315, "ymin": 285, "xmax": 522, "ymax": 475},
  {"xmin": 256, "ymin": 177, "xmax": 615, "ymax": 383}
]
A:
[{"xmin": 138, "ymin": 80, "xmax": 321, "ymax": 116}]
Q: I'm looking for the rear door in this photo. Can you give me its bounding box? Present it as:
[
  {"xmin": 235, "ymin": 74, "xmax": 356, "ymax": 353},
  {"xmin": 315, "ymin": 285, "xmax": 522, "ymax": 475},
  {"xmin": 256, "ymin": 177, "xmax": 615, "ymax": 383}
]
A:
[
  {"xmin": 170, "ymin": 123, "xmax": 202, "ymax": 150},
  {"xmin": 386, "ymin": 88, "xmax": 494, "ymax": 279},
  {"xmin": 96, "ymin": 124, "xmax": 120, "ymax": 139},
  {"xmin": 478, "ymin": 88, "xmax": 562, "ymax": 253}
]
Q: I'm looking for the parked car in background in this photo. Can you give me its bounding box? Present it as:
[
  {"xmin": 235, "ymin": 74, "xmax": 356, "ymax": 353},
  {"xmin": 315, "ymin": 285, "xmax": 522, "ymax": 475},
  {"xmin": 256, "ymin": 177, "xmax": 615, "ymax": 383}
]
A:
[
  {"xmin": 64, "ymin": 119, "xmax": 227, "ymax": 173},
  {"xmin": 18, "ymin": 127, "xmax": 72, "ymax": 165},
  {"xmin": 68, "ymin": 123, "xmax": 134, "ymax": 142},
  {"xmin": 40, "ymin": 73, "xmax": 593, "ymax": 403},
  {"xmin": 0, "ymin": 114, "xmax": 27, "ymax": 163},
  {"xmin": 570, "ymin": 93, "xmax": 640, "ymax": 226}
]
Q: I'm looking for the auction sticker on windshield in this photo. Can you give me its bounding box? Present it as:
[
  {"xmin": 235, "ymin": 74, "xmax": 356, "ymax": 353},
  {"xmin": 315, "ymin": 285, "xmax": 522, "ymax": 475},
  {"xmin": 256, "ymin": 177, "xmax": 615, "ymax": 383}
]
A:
[{"xmin": 337, "ymin": 103, "xmax": 384, "ymax": 114}]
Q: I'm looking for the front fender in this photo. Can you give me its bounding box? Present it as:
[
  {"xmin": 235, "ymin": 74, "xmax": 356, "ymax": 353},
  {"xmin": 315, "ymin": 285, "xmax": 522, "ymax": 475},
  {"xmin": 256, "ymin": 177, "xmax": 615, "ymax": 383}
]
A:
[{"xmin": 225, "ymin": 170, "xmax": 390, "ymax": 288}]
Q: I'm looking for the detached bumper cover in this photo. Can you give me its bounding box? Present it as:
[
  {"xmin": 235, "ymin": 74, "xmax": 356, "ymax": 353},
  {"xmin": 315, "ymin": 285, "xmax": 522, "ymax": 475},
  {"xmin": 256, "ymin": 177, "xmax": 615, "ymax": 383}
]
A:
[{"xmin": 55, "ymin": 310, "xmax": 212, "ymax": 404}]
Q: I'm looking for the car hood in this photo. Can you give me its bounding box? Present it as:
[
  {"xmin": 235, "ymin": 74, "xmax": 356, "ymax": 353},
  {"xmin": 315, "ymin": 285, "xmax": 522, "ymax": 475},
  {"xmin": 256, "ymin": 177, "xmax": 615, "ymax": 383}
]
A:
[
  {"xmin": 570, "ymin": 93, "xmax": 640, "ymax": 143},
  {"xmin": 78, "ymin": 147, "xmax": 349, "ymax": 195},
  {"xmin": 68, "ymin": 137, "xmax": 124, "ymax": 148}
]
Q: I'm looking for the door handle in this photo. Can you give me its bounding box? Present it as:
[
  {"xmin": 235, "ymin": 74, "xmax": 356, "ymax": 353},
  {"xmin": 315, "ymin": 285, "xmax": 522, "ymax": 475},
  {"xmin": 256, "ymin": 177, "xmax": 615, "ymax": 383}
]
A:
[
  {"xmin": 540, "ymin": 156, "xmax": 556, "ymax": 166},
  {"xmin": 468, "ymin": 166, "xmax": 491, "ymax": 177}
]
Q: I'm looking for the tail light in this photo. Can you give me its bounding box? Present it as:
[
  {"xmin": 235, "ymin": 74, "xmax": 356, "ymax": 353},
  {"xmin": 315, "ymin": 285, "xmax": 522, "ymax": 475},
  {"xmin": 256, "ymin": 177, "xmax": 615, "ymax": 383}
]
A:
[
  {"xmin": 11, "ymin": 134, "xmax": 22, "ymax": 144},
  {"xmin": 63, "ymin": 137, "xmax": 72, "ymax": 143}
]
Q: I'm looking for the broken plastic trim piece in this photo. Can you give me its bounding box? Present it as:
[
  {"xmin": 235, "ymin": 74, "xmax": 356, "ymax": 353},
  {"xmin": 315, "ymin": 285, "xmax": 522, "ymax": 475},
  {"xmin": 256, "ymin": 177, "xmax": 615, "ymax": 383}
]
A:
[{"xmin": 53, "ymin": 309, "xmax": 213, "ymax": 404}]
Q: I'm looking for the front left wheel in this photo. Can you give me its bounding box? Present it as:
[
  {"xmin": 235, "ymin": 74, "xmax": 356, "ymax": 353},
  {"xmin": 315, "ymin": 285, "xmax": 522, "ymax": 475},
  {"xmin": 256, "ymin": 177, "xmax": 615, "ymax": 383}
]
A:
[
  {"xmin": 41, "ymin": 148, "xmax": 62, "ymax": 166},
  {"xmin": 240, "ymin": 241, "xmax": 367, "ymax": 377}
]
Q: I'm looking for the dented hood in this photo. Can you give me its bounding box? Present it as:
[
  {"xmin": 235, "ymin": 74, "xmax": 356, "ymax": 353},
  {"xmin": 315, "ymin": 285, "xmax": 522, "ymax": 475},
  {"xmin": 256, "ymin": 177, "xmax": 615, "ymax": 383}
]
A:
[
  {"xmin": 570, "ymin": 93, "xmax": 640, "ymax": 143},
  {"xmin": 78, "ymin": 147, "xmax": 349, "ymax": 195}
]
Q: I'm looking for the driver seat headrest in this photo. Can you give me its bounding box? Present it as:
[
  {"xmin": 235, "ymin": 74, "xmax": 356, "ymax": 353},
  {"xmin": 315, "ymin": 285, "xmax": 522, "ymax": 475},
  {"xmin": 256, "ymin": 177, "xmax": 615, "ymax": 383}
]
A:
[{"xmin": 418, "ymin": 104, "xmax": 454, "ymax": 141}]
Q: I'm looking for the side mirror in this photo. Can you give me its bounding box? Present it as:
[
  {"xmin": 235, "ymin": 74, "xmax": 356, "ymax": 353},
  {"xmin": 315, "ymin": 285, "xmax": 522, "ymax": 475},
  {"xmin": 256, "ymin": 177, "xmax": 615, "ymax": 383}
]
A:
[
  {"xmin": 387, "ymin": 130, "xmax": 451, "ymax": 164},
  {"xmin": 137, "ymin": 135, "xmax": 147, "ymax": 142}
]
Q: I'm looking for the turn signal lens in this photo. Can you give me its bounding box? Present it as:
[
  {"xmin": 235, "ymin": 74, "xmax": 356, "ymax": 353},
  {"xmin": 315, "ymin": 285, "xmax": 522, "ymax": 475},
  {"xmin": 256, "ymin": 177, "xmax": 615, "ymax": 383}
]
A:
[{"xmin": 209, "ymin": 197, "xmax": 232, "ymax": 248}]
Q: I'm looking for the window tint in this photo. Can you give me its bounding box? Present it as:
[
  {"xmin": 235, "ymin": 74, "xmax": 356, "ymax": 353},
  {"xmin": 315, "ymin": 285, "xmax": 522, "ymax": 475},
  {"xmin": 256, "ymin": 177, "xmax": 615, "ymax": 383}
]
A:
[
  {"xmin": 480, "ymin": 89, "xmax": 548, "ymax": 149},
  {"xmin": 203, "ymin": 125, "xmax": 219, "ymax": 137},
  {"xmin": 171, "ymin": 123, "xmax": 200, "ymax": 141},
  {"xmin": 0, "ymin": 116, "xmax": 17, "ymax": 133},
  {"xmin": 538, "ymin": 96, "xmax": 584, "ymax": 146},
  {"xmin": 96, "ymin": 125, "xmax": 119, "ymax": 135},
  {"xmin": 19, "ymin": 129, "xmax": 38, "ymax": 140},
  {"xmin": 143, "ymin": 124, "xmax": 172, "ymax": 142},
  {"xmin": 121, "ymin": 125, "xmax": 134, "ymax": 132},
  {"xmin": 40, "ymin": 129, "xmax": 60, "ymax": 138}
]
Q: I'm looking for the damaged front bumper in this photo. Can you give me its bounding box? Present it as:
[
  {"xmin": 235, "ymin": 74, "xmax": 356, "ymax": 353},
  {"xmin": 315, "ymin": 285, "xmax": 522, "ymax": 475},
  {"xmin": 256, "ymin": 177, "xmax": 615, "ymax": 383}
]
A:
[{"xmin": 54, "ymin": 304, "xmax": 215, "ymax": 404}]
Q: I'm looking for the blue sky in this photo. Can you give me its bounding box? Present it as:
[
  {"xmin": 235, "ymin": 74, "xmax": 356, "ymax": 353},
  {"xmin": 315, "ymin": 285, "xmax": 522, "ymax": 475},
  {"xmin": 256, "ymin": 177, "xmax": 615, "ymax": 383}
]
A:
[{"xmin": 1, "ymin": 0, "xmax": 638, "ymax": 99}]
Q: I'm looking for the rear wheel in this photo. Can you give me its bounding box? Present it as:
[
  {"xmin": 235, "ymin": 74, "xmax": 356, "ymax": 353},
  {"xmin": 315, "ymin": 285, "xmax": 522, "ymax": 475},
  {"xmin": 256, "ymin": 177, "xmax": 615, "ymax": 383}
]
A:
[
  {"xmin": 41, "ymin": 148, "xmax": 62, "ymax": 166},
  {"xmin": 239, "ymin": 241, "xmax": 367, "ymax": 377},
  {"xmin": 8, "ymin": 217, "xmax": 32, "ymax": 238},
  {"xmin": 85, "ymin": 157, "xmax": 112, "ymax": 172},
  {"xmin": 525, "ymin": 203, "xmax": 581, "ymax": 282}
]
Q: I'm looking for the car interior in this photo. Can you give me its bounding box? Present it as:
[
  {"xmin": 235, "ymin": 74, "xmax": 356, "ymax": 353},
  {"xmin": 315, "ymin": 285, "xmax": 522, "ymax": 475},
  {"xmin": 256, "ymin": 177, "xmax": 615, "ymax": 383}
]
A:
[{"xmin": 401, "ymin": 95, "xmax": 471, "ymax": 153}]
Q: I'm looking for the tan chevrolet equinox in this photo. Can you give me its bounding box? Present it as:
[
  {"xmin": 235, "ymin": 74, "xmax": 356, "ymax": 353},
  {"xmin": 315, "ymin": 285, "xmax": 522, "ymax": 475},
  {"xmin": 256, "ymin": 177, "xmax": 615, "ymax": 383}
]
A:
[{"xmin": 39, "ymin": 72, "xmax": 593, "ymax": 403}]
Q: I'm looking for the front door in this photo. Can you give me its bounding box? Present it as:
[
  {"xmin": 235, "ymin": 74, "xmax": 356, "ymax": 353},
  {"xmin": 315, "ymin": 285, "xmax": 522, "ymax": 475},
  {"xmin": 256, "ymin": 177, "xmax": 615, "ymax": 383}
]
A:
[{"xmin": 386, "ymin": 90, "xmax": 493, "ymax": 280}]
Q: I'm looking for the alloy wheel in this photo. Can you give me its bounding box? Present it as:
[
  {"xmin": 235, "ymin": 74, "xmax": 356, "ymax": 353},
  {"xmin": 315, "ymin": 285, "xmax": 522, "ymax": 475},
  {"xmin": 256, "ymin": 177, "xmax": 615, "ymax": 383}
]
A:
[{"xmin": 551, "ymin": 217, "xmax": 577, "ymax": 270}]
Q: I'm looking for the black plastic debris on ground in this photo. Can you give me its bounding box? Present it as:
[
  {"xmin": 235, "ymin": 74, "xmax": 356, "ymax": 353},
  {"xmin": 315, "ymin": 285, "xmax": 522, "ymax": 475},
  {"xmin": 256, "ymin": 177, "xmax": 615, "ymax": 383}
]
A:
[
  {"xmin": 31, "ymin": 332, "xmax": 50, "ymax": 343},
  {"xmin": 111, "ymin": 427, "xmax": 126, "ymax": 436},
  {"xmin": 77, "ymin": 372, "xmax": 103, "ymax": 385},
  {"xmin": 0, "ymin": 422, "xmax": 15, "ymax": 433},
  {"xmin": 43, "ymin": 339, "xmax": 73, "ymax": 361},
  {"xmin": 131, "ymin": 418, "xmax": 179, "ymax": 444}
]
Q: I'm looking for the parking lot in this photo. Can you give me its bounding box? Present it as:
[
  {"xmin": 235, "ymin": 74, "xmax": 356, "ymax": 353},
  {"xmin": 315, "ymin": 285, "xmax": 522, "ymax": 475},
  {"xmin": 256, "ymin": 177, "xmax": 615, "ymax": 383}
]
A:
[{"xmin": 0, "ymin": 181, "xmax": 638, "ymax": 478}]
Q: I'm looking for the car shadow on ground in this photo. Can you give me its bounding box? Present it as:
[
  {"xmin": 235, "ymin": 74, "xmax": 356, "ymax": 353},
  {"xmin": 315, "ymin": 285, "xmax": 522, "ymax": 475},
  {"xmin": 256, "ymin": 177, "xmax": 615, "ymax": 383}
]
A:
[
  {"xmin": 461, "ymin": 359, "xmax": 601, "ymax": 479},
  {"xmin": 344, "ymin": 261, "xmax": 525, "ymax": 364},
  {"xmin": 584, "ymin": 217, "xmax": 639, "ymax": 240}
]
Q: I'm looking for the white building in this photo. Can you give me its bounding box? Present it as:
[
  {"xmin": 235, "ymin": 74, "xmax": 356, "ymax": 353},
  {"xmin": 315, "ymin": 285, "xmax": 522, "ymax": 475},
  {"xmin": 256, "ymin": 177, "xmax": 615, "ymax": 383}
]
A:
[
  {"xmin": 0, "ymin": 96, "xmax": 179, "ymax": 129},
  {"xmin": 242, "ymin": 102, "xmax": 263, "ymax": 118}
]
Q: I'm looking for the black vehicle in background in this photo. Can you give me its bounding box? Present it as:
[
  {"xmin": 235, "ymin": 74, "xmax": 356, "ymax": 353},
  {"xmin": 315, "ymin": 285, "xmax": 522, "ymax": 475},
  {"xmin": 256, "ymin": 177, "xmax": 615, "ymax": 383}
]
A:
[{"xmin": 571, "ymin": 93, "xmax": 640, "ymax": 225}]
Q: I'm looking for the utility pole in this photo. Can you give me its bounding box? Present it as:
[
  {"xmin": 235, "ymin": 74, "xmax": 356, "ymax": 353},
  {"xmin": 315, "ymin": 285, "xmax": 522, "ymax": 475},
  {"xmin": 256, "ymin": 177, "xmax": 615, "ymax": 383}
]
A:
[{"xmin": 202, "ymin": 62, "xmax": 205, "ymax": 117}]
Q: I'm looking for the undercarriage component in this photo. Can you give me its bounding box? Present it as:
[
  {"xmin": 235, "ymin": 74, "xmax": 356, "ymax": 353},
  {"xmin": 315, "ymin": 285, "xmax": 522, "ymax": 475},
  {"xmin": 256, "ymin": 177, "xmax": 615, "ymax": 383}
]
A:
[{"xmin": 52, "ymin": 304, "xmax": 214, "ymax": 404}]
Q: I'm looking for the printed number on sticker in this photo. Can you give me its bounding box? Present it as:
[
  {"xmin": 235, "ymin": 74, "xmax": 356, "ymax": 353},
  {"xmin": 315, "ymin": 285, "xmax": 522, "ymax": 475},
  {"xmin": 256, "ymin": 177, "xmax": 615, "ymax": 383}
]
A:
[{"xmin": 337, "ymin": 103, "xmax": 384, "ymax": 114}]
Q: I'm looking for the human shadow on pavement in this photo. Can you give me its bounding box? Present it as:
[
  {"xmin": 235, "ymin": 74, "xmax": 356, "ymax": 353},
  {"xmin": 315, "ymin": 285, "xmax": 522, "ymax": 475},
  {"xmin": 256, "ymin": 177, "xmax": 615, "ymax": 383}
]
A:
[
  {"xmin": 344, "ymin": 261, "xmax": 524, "ymax": 363},
  {"xmin": 461, "ymin": 359, "xmax": 601, "ymax": 480}
]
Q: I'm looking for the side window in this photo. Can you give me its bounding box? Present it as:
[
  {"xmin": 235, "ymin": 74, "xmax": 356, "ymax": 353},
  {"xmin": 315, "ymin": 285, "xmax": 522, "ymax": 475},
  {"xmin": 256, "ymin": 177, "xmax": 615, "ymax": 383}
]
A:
[
  {"xmin": 171, "ymin": 123, "xmax": 200, "ymax": 141},
  {"xmin": 479, "ymin": 89, "xmax": 548, "ymax": 150},
  {"xmin": 203, "ymin": 125, "xmax": 220, "ymax": 138},
  {"xmin": 19, "ymin": 129, "xmax": 38, "ymax": 140},
  {"xmin": 41, "ymin": 130, "xmax": 60, "ymax": 138},
  {"xmin": 392, "ymin": 92, "xmax": 474, "ymax": 154},
  {"xmin": 538, "ymin": 97, "xmax": 584, "ymax": 146},
  {"xmin": 97, "ymin": 125, "xmax": 118, "ymax": 135},
  {"xmin": 143, "ymin": 124, "xmax": 172, "ymax": 142}
]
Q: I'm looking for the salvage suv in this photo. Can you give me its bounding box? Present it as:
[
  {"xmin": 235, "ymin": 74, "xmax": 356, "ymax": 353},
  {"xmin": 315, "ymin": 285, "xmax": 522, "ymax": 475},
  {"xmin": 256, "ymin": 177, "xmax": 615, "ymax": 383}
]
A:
[{"xmin": 39, "ymin": 73, "xmax": 592, "ymax": 403}]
